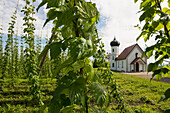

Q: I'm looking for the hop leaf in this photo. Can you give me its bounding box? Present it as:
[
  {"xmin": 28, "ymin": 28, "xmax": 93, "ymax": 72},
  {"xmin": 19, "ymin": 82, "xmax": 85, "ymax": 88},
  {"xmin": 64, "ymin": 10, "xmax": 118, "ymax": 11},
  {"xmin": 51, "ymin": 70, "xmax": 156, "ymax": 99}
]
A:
[{"xmin": 90, "ymin": 82, "xmax": 109, "ymax": 107}]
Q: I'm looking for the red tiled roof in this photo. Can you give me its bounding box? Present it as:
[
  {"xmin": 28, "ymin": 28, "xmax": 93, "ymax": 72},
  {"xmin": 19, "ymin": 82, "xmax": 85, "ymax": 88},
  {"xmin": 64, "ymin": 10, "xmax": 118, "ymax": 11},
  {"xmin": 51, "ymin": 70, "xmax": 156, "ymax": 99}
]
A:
[
  {"xmin": 116, "ymin": 43, "xmax": 144, "ymax": 60},
  {"xmin": 116, "ymin": 44, "xmax": 137, "ymax": 60},
  {"xmin": 131, "ymin": 57, "xmax": 146, "ymax": 64}
]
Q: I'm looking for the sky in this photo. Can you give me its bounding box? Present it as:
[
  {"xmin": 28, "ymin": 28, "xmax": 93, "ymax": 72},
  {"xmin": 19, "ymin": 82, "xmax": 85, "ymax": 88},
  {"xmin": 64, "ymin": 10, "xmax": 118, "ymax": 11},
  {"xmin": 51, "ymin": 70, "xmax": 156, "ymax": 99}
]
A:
[
  {"xmin": 0, "ymin": 0, "xmax": 168, "ymax": 64},
  {"xmin": 0, "ymin": 0, "xmax": 53, "ymax": 38}
]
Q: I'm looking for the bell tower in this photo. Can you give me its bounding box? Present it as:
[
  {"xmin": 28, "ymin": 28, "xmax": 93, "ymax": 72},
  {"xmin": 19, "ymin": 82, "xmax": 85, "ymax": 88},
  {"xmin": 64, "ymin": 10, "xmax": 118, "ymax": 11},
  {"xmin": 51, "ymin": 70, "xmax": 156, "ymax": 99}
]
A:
[{"xmin": 110, "ymin": 36, "xmax": 120, "ymax": 70}]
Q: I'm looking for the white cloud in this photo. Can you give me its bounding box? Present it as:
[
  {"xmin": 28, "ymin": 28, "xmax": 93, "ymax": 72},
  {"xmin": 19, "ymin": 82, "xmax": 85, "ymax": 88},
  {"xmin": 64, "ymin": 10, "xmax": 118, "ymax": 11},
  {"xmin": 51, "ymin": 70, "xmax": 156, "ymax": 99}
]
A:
[
  {"xmin": 90, "ymin": 0, "xmax": 157, "ymax": 63},
  {"xmin": 0, "ymin": 0, "xmax": 167, "ymax": 64},
  {"xmin": 0, "ymin": 0, "xmax": 52, "ymax": 39}
]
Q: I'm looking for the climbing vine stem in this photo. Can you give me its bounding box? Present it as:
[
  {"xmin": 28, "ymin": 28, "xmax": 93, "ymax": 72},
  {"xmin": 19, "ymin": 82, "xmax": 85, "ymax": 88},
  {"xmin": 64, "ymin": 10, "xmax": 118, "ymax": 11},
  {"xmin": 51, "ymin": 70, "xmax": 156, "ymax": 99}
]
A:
[{"xmin": 21, "ymin": 0, "xmax": 43, "ymax": 106}]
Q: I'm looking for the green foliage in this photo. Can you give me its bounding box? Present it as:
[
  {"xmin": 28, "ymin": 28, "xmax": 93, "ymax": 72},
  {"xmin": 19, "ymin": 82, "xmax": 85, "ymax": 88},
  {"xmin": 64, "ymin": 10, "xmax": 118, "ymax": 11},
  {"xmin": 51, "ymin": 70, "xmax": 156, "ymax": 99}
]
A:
[
  {"xmin": 93, "ymin": 41, "xmax": 108, "ymax": 68},
  {"xmin": 135, "ymin": 0, "xmax": 170, "ymax": 78},
  {"xmin": 1, "ymin": 7, "xmax": 18, "ymax": 79},
  {"xmin": 90, "ymin": 82, "xmax": 109, "ymax": 107},
  {"xmin": 13, "ymin": 35, "xmax": 19, "ymax": 77},
  {"xmin": 21, "ymin": 0, "xmax": 43, "ymax": 106},
  {"xmin": 98, "ymin": 68, "xmax": 126, "ymax": 111},
  {"xmin": 113, "ymin": 72, "xmax": 170, "ymax": 113},
  {"xmin": 0, "ymin": 73, "xmax": 169, "ymax": 112},
  {"xmin": 19, "ymin": 34, "xmax": 26, "ymax": 78},
  {"xmin": 0, "ymin": 25, "xmax": 3, "ymax": 77},
  {"xmin": 0, "ymin": 104, "xmax": 24, "ymax": 113},
  {"xmin": 36, "ymin": 35, "xmax": 42, "ymax": 57},
  {"xmin": 135, "ymin": 0, "xmax": 170, "ymax": 103},
  {"xmin": 0, "ymin": 25, "xmax": 4, "ymax": 91},
  {"xmin": 37, "ymin": 0, "xmax": 125, "ymax": 112},
  {"xmin": 0, "ymin": 0, "xmax": 20, "ymax": 89},
  {"xmin": 132, "ymin": 106, "xmax": 157, "ymax": 113},
  {"xmin": 7, "ymin": 7, "xmax": 19, "ymax": 80},
  {"xmin": 159, "ymin": 88, "xmax": 170, "ymax": 102}
]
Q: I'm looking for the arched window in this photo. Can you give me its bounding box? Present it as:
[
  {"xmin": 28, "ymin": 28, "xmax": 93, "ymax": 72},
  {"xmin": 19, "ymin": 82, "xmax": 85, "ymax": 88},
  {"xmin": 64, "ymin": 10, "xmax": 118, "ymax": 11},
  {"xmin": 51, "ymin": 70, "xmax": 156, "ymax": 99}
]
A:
[
  {"xmin": 112, "ymin": 49, "xmax": 114, "ymax": 52},
  {"xmin": 122, "ymin": 61, "xmax": 123, "ymax": 68},
  {"xmin": 136, "ymin": 53, "xmax": 138, "ymax": 58},
  {"xmin": 112, "ymin": 56, "xmax": 114, "ymax": 60},
  {"xmin": 112, "ymin": 63, "xmax": 114, "ymax": 67}
]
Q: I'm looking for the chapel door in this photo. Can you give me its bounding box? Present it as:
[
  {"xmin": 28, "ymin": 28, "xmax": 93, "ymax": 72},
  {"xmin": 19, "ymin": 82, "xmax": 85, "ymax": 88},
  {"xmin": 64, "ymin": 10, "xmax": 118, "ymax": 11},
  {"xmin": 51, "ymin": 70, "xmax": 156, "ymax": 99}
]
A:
[{"xmin": 136, "ymin": 62, "xmax": 139, "ymax": 72}]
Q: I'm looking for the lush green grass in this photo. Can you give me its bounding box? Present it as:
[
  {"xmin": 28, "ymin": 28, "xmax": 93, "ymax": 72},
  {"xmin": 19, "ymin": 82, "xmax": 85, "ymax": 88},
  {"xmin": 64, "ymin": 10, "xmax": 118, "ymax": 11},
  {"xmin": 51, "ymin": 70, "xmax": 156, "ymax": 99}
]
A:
[
  {"xmin": 110, "ymin": 72, "xmax": 170, "ymax": 113},
  {"xmin": 0, "ymin": 78, "xmax": 56, "ymax": 112},
  {"xmin": 0, "ymin": 73, "xmax": 169, "ymax": 112}
]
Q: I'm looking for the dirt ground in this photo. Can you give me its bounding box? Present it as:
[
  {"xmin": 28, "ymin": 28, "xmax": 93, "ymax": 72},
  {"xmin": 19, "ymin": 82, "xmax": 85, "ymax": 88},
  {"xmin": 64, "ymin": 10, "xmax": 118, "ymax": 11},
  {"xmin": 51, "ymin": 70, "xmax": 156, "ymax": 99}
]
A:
[{"xmin": 121, "ymin": 72, "xmax": 170, "ymax": 84}]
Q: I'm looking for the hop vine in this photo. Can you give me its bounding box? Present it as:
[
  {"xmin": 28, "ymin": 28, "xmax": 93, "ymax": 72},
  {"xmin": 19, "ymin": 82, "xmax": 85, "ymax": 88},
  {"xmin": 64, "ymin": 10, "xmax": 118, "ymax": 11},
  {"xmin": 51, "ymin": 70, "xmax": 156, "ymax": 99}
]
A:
[{"xmin": 21, "ymin": 0, "xmax": 43, "ymax": 106}]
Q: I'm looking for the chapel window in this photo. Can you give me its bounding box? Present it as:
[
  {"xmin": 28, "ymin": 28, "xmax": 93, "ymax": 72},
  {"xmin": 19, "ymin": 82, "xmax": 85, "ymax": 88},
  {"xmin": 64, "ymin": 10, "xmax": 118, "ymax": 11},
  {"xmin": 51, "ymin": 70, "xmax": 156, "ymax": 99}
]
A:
[
  {"xmin": 112, "ymin": 63, "xmax": 114, "ymax": 67},
  {"xmin": 122, "ymin": 61, "xmax": 123, "ymax": 68},
  {"xmin": 135, "ymin": 53, "xmax": 138, "ymax": 58}
]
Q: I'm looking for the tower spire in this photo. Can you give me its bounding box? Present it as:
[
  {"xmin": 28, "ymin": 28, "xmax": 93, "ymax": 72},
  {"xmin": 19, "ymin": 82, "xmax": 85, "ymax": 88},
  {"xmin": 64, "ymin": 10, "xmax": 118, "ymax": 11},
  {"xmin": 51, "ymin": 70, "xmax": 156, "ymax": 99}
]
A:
[
  {"xmin": 110, "ymin": 36, "xmax": 120, "ymax": 46},
  {"xmin": 114, "ymin": 35, "xmax": 116, "ymax": 40}
]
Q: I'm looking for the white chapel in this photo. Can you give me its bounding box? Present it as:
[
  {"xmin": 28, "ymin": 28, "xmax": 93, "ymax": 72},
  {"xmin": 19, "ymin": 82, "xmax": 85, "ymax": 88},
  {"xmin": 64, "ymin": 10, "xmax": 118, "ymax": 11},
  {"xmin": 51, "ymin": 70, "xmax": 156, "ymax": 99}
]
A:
[{"xmin": 110, "ymin": 37, "xmax": 147, "ymax": 72}]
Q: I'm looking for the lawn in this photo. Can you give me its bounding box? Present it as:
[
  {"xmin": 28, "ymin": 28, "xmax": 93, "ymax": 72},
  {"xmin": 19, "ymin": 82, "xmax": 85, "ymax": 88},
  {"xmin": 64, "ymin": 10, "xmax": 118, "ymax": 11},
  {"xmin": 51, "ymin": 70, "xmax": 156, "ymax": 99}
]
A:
[
  {"xmin": 0, "ymin": 72, "xmax": 169, "ymax": 112},
  {"xmin": 110, "ymin": 72, "xmax": 170, "ymax": 113},
  {"xmin": 0, "ymin": 78, "xmax": 56, "ymax": 112}
]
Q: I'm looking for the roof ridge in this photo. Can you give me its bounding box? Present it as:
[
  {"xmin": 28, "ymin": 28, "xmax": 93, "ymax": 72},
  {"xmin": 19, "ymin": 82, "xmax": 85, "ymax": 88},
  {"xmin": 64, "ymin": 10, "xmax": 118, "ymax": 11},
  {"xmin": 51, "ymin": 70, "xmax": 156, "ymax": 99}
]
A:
[
  {"xmin": 116, "ymin": 43, "xmax": 138, "ymax": 60},
  {"xmin": 123, "ymin": 43, "xmax": 136, "ymax": 50},
  {"xmin": 131, "ymin": 57, "xmax": 146, "ymax": 64}
]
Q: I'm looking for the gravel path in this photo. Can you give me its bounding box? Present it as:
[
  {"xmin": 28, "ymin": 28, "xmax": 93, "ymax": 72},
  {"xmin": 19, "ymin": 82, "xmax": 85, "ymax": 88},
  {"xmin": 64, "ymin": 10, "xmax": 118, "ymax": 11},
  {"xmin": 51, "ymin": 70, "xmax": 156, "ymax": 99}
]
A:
[
  {"xmin": 122, "ymin": 72, "xmax": 153, "ymax": 76},
  {"xmin": 121, "ymin": 72, "xmax": 170, "ymax": 83}
]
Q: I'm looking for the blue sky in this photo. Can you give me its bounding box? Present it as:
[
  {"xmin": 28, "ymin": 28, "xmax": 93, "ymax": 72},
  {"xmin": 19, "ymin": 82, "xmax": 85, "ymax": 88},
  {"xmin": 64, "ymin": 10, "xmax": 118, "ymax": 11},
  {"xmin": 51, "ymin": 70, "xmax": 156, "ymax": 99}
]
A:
[{"xmin": 1, "ymin": 0, "xmax": 169, "ymax": 64}]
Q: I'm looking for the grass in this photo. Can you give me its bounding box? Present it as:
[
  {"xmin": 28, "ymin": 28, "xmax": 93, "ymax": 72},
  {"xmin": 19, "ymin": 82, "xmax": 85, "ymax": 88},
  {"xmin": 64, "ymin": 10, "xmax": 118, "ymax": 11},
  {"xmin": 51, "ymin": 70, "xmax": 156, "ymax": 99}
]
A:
[
  {"xmin": 0, "ymin": 78, "xmax": 56, "ymax": 112},
  {"xmin": 111, "ymin": 72, "xmax": 170, "ymax": 113},
  {"xmin": 0, "ymin": 72, "xmax": 169, "ymax": 112}
]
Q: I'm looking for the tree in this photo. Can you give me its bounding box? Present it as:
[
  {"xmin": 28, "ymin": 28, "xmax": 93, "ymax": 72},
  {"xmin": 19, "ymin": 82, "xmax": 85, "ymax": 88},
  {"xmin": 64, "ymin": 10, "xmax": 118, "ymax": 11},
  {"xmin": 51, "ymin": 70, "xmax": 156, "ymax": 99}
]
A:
[{"xmin": 135, "ymin": 0, "xmax": 170, "ymax": 107}]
